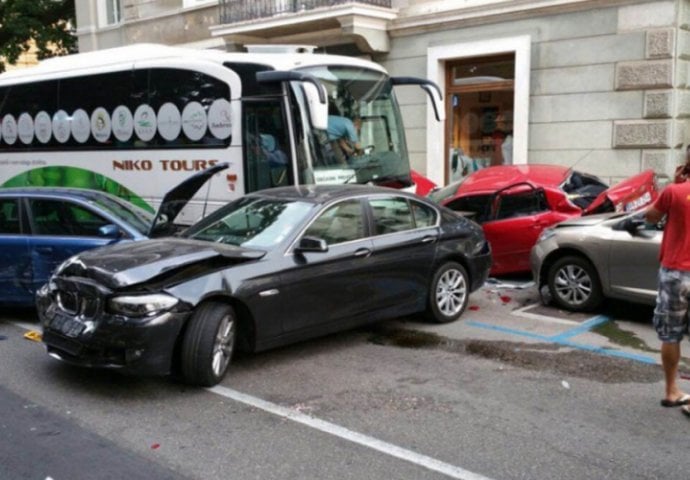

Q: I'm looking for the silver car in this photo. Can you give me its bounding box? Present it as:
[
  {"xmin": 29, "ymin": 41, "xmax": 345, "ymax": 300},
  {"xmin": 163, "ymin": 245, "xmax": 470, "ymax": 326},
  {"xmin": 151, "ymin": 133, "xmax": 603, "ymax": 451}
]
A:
[{"xmin": 530, "ymin": 211, "xmax": 661, "ymax": 311}]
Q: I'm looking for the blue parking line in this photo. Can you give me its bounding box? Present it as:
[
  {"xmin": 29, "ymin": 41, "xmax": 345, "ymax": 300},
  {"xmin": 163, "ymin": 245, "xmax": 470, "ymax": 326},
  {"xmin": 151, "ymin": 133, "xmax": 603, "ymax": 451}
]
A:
[
  {"xmin": 465, "ymin": 320, "xmax": 657, "ymax": 365},
  {"xmin": 549, "ymin": 315, "xmax": 610, "ymax": 342}
]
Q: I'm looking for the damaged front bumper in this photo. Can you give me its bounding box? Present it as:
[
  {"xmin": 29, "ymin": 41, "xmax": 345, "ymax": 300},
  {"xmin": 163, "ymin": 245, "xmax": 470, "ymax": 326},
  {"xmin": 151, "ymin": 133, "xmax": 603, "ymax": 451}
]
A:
[{"xmin": 36, "ymin": 278, "xmax": 190, "ymax": 376}]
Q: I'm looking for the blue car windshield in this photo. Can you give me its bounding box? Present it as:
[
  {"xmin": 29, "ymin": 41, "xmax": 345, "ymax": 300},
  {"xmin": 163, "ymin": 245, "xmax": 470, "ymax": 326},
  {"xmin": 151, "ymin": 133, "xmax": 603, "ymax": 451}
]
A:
[
  {"xmin": 87, "ymin": 196, "xmax": 154, "ymax": 235},
  {"xmin": 184, "ymin": 197, "xmax": 315, "ymax": 249}
]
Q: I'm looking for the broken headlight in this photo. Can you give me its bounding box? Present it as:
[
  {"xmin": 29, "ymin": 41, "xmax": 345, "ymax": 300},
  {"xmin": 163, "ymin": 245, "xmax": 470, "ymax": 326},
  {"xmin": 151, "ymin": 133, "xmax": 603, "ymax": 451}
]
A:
[{"xmin": 108, "ymin": 293, "xmax": 179, "ymax": 317}]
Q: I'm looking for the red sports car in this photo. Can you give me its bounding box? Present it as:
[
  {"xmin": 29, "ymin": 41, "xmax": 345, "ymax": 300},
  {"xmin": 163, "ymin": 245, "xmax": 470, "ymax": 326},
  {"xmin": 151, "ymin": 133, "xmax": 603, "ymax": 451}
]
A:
[{"xmin": 429, "ymin": 164, "xmax": 658, "ymax": 275}]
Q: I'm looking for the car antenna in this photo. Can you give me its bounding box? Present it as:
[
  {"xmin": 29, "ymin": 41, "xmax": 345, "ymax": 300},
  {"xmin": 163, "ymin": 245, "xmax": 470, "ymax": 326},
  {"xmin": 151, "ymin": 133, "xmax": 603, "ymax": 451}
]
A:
[{"xmin": 566, "ymin": 149, "xmax": 594, "ymax": 173}]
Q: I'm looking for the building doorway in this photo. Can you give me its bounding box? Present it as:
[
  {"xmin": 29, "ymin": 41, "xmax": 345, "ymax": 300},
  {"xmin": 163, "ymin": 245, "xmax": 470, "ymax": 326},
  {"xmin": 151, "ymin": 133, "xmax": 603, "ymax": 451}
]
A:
[{"xmin": 445, "ymin": 53, "xmax": 515, "ymax": 184}]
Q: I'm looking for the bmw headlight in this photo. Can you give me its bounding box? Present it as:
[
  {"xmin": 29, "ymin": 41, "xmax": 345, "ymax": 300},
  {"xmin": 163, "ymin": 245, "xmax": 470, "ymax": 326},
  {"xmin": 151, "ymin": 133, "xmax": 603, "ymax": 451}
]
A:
[
  {"xmin": 108, "ymin": 293, "xmax": 179, "ymax": 317},
  {"xmin": 537, "ymin": 228, "xmax": 556, "ymax": 244}
]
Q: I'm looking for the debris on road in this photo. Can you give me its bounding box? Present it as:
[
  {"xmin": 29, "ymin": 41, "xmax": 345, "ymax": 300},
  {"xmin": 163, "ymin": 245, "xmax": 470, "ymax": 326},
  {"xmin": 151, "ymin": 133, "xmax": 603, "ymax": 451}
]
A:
[
  {"xmin": 485, "ymin": 278, "xmax": 535, "ymax": 290},
  {"xmin": 23, "ymin": 331, "xmax": 42, "ymax": 342}
]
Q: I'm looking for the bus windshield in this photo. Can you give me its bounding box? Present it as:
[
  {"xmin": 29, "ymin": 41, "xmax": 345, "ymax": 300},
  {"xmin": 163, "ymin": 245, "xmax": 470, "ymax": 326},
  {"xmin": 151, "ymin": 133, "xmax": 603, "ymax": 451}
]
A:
[{"xmin": 292, "ymin": 66, "xmax": 411, "ymax": 188}]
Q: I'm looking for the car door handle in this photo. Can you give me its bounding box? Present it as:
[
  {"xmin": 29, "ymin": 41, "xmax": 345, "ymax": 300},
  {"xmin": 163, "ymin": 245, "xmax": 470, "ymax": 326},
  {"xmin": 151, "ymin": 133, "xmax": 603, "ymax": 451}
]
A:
[
  {"xmin": 36, "ymin": 246, "xmax": 54, "ymax": 253},
  {"xmin": 353, "ymin": 248, "xmax": 372, "ymax": 258},
  {"xmin": 421, "ymin": 235, "xmax": 438, "ymax": 244}
]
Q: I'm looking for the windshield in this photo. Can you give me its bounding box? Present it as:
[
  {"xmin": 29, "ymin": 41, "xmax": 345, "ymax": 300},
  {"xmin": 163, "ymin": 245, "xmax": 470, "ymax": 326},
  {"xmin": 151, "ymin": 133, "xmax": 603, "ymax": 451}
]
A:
[
  {"xmin": 291, "ymin": 66, "xmax": 411, "ymax": 188},
  {"xmin": 87, "ymin": 195, "xmax": 154, "ymax": 235},
  {"xmin": 183, "ymin": 196, "xmax": 314, "ymax": 249}
]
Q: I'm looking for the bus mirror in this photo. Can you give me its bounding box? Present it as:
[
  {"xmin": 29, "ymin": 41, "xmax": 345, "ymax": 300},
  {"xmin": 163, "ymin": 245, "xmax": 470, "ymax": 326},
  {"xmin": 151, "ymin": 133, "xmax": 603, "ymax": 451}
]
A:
[
  {"xmin": 304, "ymin": 83, "xmax": 328, "ymax": 130},
  {"xmin": 256, "ymin": 70, "xmax": 328, "ymax": 129},
  {"xmin": 421, "ymin": 84, "xmax": 445, "ymax": 122},
  {"xmin": 390, "ymin": 77, "xmax": 445, "ymax": 122}
]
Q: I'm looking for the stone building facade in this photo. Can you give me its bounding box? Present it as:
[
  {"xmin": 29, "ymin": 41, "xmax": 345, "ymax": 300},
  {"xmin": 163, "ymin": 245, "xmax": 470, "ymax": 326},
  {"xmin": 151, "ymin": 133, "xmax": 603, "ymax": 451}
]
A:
[{"xmin": 74, "ymin": 0, "xmax": 690, "ymax": 185}]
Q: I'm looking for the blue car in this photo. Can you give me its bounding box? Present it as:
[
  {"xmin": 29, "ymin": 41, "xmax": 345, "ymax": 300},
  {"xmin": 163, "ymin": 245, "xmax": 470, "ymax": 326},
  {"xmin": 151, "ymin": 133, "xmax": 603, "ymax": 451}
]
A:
[{"xmin": 0, "ymin": 163, "xmax": 227, "ymax": 306}]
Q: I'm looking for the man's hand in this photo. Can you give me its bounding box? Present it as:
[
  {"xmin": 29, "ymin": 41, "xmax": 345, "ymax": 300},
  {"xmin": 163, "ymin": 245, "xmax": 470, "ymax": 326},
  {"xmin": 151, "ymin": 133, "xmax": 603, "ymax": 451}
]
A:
[{"xmin": 645, "ymin": 205, "xmax": 664, "ymax": 224}]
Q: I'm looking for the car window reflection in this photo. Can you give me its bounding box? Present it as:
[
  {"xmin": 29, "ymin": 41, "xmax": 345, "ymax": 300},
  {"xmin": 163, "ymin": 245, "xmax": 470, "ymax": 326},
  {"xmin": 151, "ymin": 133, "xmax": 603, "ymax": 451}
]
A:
[
  {"xmin": 370, "ymin": 197, "xmax": 415, "ymax": 235},
  {"xmin": 185, "ymin": 197, "xmax": 314, "ymax": 249},
  {"xmin": 303, "ymin": 199, "xmax": 365, "ymax": 245}
]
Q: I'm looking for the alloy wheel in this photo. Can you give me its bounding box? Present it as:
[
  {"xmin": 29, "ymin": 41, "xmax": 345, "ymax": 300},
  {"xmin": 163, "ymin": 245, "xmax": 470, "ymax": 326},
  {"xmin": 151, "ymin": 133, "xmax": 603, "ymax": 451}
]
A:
[
  {"xmin": 212, "ymin": 315, "xmax": 235, "ymax": 377},
  {"xmin": 553, "ymin": 264, "xmax": 592, "ymax": 306},
  {"xmin": 436, "ymin": 268, "xmax": 468, "ymax": 317}
]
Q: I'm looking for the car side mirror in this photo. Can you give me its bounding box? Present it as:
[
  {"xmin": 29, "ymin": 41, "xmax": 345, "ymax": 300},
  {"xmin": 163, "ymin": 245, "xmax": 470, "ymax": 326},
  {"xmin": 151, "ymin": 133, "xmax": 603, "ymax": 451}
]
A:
[
  {"xmin": 620, "ymin": 217, "xmax": 645, "ymax": 236},
  {"xmin": 295, "ymin": 236, "xmax": 328, "ymax": 253},
  {"xmin": 98, "ymin": 224, "xmax": 123, "ymax": 238}
]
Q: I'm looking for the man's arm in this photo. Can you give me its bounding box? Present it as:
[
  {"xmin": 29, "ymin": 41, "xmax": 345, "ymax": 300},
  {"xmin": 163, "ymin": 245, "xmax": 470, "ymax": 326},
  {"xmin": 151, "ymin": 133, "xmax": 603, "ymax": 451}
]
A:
[
  {"xmin": 645, "ymin": 205, "xmax": 665, "ymax": 224},
  {"xmin": 645, "ymin": 186, "xmax": 670, "ymax": 224}
]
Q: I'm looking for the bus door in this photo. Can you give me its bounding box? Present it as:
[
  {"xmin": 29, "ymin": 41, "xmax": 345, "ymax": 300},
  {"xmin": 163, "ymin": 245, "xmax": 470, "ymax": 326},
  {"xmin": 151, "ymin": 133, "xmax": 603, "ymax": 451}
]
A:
[{"xmin": 242, "ymin": 99, "xmax": 294, "ymax": 193}]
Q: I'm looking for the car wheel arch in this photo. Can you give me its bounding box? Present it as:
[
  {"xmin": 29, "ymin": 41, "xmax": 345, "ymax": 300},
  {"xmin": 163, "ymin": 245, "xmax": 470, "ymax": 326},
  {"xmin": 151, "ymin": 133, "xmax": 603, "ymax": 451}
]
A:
[
  {"xmin": 174, "ymin": 294, "xmax": 256, "ymax": 364},
  {"xmin": 433, "ymin": 255, "xmax": 473, "ymax": 288}
]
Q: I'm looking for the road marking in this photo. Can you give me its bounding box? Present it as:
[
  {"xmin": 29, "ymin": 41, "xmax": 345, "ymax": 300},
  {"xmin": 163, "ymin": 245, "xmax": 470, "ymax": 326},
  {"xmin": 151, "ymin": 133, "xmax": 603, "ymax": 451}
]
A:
[
  {"xmin": 466, "ymin": 319, "xmax": 656, "ymax": 364},
  {"xmin": 511, "ymin": 303, "xmax": 581, "ymax": 326},
  {"xmin": 549, "ymin": 315, "xmax": 609, "ymax": 342},
  {"xmin": 8, "ymin": 316, "xmax": 493, "ymax": 478},
  {"xmin": 209, "ymin": 385, "xmax": 496, "ymax": 480}
]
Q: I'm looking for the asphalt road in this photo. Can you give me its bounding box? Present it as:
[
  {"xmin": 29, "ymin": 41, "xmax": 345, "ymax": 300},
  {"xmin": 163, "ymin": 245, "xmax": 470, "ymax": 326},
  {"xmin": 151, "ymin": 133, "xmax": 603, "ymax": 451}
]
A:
[{"xmin": 1, "ymin": 284, "xmax": 690, "ymax": 480}]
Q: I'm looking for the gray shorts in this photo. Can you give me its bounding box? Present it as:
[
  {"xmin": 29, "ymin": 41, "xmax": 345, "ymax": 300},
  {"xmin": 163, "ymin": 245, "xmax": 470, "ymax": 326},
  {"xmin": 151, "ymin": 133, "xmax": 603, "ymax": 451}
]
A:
[{"xmin": 654, "ymin": 267, "xmax": 690, "ymax": 343}]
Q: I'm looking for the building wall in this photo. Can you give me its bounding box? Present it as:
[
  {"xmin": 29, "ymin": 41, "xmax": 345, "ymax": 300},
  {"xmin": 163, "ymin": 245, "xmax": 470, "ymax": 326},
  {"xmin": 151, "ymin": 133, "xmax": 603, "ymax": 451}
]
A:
[
  {"xmin": 383, "ymin": 0, "xmax": 690, "ymax": 184},
  {"xmin": 75, "ymin": 0, "xmax": 221, "ymax": 51}
]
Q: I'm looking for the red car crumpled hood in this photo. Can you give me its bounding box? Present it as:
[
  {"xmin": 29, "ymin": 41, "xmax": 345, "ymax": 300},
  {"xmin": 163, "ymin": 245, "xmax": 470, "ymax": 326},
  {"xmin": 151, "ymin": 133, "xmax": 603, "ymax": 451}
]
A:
[{"xmin": 583, "ymin": 169, "xmax": 657, "ymax": 214}]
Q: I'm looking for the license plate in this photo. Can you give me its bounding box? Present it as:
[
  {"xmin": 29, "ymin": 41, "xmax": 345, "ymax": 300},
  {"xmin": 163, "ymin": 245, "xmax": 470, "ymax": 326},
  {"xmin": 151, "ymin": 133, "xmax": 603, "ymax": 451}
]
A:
[
  {"xmin": 625, "ymin": 191, "xmax": 652, "ymax": 212},
  {"xmin": 48, "ymin": 314, "xmax": 85, "ymax": 338},
  {"xmin": 42, "ymin": 330, "xmax": 83, "ymax": 356}
]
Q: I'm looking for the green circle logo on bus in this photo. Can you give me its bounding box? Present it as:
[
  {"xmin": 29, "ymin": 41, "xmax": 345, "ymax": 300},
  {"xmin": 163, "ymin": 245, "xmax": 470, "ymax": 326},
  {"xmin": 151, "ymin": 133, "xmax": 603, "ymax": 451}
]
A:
[{"xmin": 1, "ymin": 166, "xmax": 153, "ymax": 212}]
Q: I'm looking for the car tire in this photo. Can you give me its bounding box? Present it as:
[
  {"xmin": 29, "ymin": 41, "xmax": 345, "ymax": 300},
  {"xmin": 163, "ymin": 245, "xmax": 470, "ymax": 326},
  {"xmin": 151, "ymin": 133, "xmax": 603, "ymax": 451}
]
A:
[
  {"xmin": 547, "ymin": 255, "xmax": 603, "ymax": 312},
  {"xmin": 180, "ymin": 302, "xmax": 236, "ymax": 387},
  {"xmin": 426, "ymin": 262, "xmax": 469, "ymax": 323}
]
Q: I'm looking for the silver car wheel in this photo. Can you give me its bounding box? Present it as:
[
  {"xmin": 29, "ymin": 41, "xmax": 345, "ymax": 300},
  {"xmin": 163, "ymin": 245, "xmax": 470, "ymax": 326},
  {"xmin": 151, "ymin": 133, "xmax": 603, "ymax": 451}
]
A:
[
  {"xmin": 553, "ymin": 264, "xmax": 592, "ymax": 306},
  {"xmin": 181, "ymin": 302, "xmax": 238, "ymax": 386},
  {"xmin": 436, "ymin": 268, "xmax": 468, "ymax": 317},
  {"xmin": 212, "ymin": 315, "xmax": 235, "ymax": 377}
]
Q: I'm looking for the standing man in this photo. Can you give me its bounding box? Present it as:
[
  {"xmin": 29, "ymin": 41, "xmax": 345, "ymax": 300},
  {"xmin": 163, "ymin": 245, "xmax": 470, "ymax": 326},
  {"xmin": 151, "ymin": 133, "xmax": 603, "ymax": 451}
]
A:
[{"xmin": 645, "ymin": 150, "xmax": 690, "ymax": 413}]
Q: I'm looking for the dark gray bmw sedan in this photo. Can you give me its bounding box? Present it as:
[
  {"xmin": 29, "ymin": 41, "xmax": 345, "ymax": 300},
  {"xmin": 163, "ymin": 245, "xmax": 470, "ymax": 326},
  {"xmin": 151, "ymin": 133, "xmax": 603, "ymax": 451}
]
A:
[{"xmin": 37, "ymin": 185, "xmax": 491, "ymax": 386}]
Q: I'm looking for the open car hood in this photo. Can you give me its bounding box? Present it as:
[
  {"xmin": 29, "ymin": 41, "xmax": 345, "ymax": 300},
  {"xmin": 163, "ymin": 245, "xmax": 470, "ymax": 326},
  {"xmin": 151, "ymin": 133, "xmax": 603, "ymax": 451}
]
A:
[
  {"xmin": 58, "ymin": 238, "xmax": 265, "ymax": 289},
  {"xmin": 148, "ymin": 162, "xmax": 229, "ymax": 237},
  {"xmin": 583, "ymin": 169, "xmax": 657, "ymax": 215}
]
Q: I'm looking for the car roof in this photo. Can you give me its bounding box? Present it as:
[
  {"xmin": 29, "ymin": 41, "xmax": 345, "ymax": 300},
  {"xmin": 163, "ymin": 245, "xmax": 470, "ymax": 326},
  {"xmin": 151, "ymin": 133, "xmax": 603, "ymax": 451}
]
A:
[
  {"xmin": 455, "ymin": 164, "xmax": 571, "ymax": 195},
  {"xmin": 0, "ymin": 186, "xmax": 124, "ymax": 202},
  {"xmin": 250, "ymin": 184, "xmax": 420, "ymax": 204}
]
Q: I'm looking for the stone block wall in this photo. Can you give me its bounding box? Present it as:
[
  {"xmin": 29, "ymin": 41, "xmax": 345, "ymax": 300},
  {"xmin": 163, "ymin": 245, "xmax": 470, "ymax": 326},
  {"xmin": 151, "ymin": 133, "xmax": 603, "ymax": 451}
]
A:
[{"xmin": 612, "ymin": 1, "xmax": 689, "ymax": 179}]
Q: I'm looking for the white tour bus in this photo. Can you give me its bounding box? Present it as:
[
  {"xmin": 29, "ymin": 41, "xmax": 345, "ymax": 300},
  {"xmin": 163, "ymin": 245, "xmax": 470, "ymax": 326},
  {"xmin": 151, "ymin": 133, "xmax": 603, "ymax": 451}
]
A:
[{"xmin": 0, "ymin": 43, "xmax": 443, "ymax": 223}]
